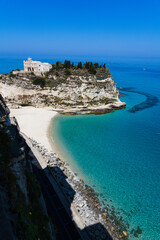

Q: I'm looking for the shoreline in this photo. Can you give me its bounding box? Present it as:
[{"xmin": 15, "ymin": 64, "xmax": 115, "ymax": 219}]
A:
[
  {"xmin": 47, "ymin": 114, "xmax": 59, "ymax": 152},
  {"xmin": 10, "ymin": 106, "xmax": 129, "ymax": 240}
]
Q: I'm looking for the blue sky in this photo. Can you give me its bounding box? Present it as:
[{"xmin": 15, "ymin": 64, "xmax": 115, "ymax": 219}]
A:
[{"xmin": 0, "ymin": 0, "xmax": 160, "ymax": 57}]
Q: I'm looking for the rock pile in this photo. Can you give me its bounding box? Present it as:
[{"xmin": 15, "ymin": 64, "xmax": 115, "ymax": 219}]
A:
[{"xmin": 29, "ymin": 138, "xmax": 128, "ymax": 240}]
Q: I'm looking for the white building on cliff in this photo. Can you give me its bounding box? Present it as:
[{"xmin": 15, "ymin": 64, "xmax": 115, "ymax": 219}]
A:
[{"xmin": 23, "ymin": 58, "xmax": 52, "ymax": 75}]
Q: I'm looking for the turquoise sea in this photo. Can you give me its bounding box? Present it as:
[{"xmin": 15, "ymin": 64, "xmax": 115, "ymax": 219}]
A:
[
  {"xmin": 1, "ymin": 56, "xmax": 160, "ymax": 239},
  {"xmin": 51, "ymin": 58, "xmax": 160, "ymax": 239}
]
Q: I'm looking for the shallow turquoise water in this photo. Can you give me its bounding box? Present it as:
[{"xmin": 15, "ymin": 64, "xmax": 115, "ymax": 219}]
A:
[
  {"xmin": 1, "ymin": 57, "xmax": 160, "ymax": 239},
  {"xmin": 52, "ymin": 60, "xmax": 160, "ymax": 239}
]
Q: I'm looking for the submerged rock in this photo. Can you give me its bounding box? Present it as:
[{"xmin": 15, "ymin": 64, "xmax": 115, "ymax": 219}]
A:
[
  {"xmin": 123, "ymin": 230, "xmax": 128, "ymax": 237},
  {"xmin": 136, "ymin": 226, "xmax": 142, "ymax": 234}
]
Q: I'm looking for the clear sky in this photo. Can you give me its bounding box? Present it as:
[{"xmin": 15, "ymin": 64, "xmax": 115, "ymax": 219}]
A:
[{"xmin": 0, "ymin": 0, "xmax": 160, "ymax": 57}]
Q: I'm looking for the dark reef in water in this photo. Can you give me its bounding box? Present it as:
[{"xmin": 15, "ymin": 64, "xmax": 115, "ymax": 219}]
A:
[{"xmin": 119, "ymin": 87, "xmax": 159, "ymax": 113}]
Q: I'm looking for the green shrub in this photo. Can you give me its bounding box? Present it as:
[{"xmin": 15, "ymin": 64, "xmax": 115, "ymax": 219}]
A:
[
  {"xmin": 65, "ymin": 69, "xmax": 71, "ymax": 76},
  {"xmin": 9, "ymin": 72, "xmax": 16, "ymax": 78},
  {"xmin": 64, "ymin": 60, "xmax": 71, "ymax": 69},
  {"xmin": 88, "ymin": 65, "xmax": 96, "ymax": 75},
  {"xmin": 32, "ymin": 77, "xmax": 46, "ymax": 88},
  {"xmin": 56, "ymin": 71, "xmax": 59, "ymax": 76}
]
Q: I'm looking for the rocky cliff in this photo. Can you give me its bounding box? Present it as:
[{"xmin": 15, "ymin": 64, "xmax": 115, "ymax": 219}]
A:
[
  {"xmin": 0, "ymin": 95, "xmax": 55, "ymax": 240},
  {"xmin": 0, "ymin": 63, "xmax": 126, "ymax": 114}
]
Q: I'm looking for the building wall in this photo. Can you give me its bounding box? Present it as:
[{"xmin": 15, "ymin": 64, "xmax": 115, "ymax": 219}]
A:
[{"xmin": 23, "ymin": 58, "xmax": 52, "ymax": 75}]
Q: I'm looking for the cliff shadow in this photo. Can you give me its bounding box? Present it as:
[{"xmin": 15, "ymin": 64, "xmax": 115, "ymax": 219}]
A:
[{"xmin": 28, "ymin": 149, "xmax": 113, "ymax": 240}]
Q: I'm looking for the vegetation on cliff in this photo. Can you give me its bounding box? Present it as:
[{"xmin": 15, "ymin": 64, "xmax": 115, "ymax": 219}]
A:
[
  {"xmin": 0, "ymin": 60, "xmax": 126, "ymax": 113},
  {"xmin": 0, "ymin": 124, "xmax": 55, "ymax": 240},
  {"xmin": 30, "ymin": 60, "xmax": 111, "ymax": 88}
]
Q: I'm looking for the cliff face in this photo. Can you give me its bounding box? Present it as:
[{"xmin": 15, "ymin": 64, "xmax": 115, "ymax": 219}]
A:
[
  {"xmin": 0, "ymin": 67, "xmax": 126, "ymax": 114},
  {"xmin": 47, "ymin": 75, "xmax": 118, "ymax": 105},
  {"xmin": 0, "ymin": 94, "xmax": 10, "ymax": 122},
  {"xmin": 0, "ymin": 96, "xmax": 55, "ymax": 240}
]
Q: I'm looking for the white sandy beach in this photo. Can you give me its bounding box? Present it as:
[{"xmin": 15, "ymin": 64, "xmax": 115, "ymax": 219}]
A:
[
  {"xmin": 10, "ymin": 106, "xmax": 89, "ymax": 233},
  {"xmin": 10, "ymin": 107, "xmax": 58, "ymax": 151}
]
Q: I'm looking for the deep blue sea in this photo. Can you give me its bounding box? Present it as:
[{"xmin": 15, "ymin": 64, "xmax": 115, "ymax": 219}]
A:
[{"xmin": 1, "ymin": 56, "xmax": 160, "ymax": 239}]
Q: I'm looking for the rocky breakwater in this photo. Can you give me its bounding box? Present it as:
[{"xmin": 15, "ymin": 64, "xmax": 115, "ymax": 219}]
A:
[{"xmin": 29, "ymin": 138, "xmax": 129, "ymax": 240}]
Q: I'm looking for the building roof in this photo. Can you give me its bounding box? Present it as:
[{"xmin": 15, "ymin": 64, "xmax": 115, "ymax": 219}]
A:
[{"xmin": 24, "ymin": 58, "xmax": 51, "ymax": 65}]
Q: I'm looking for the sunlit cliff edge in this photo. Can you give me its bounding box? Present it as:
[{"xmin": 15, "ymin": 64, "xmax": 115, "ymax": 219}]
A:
[{"xmin": 0, "ymin": 60, "xmax": 126, "ymax": 114}]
